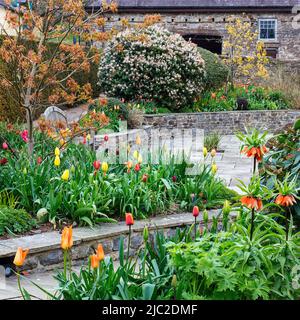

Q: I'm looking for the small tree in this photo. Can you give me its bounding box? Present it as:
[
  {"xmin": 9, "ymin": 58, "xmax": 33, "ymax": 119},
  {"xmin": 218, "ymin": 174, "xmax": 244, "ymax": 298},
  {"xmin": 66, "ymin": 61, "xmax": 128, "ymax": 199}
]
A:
[
  {"xmin": 0, "ymin": 0, "xmax": 118, "ymax": 154},
  {"xmin": 223, "ymin": 15, "xmax": 269, "ymax": 87}
]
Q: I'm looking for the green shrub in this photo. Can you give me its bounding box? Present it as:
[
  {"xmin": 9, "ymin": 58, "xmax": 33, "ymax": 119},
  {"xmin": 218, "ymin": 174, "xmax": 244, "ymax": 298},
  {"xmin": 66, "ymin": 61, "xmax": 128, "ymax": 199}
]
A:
[
  {"xmin": 0, "ymin": 207, "xmax": 36, "ymax": 236},
  {"xmin": 98, "ymin": 25, "xmax": 206, "ymax": 111},
  {"xmin": 198, "ymin": 47, "xmax": 229, "ymax": 91}
]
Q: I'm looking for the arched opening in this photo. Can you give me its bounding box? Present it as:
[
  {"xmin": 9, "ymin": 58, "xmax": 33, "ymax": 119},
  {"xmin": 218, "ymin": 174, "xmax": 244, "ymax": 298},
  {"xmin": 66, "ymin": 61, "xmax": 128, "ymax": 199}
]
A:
[{"xmin": 183, "ymin": 34, "xmax": 222, "ymax": 55}]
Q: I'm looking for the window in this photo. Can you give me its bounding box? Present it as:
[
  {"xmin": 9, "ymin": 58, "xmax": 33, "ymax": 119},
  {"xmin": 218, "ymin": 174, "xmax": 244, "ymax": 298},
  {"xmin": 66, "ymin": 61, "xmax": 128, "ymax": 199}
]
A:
[{"xmin": 259, "ymin": 19, "xmax": 277, "ymax": 41}]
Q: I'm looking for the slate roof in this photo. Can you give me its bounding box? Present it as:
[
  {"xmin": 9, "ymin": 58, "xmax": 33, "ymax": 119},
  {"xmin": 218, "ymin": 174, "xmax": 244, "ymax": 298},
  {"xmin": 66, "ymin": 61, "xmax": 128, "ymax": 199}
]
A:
[{"xmin": 88, "ymin": 0, "xmax": 300, "ymax": 9}]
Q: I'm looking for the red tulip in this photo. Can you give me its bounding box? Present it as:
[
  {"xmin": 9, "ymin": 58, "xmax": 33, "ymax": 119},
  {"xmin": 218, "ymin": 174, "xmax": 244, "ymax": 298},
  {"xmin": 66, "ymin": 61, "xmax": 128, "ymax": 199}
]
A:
[
  {"xmin": 125, "ymin": 213, "xmax": 134, "ymax": 226},
  {"xmin": 37, "ymin": 157, "xmax": 42, "ymax": 165},
  {"xmin": 2, "ymin": 142, "xmax": 8, "ymax": 150},
  {"xmin": 142, "ymin": 174, "xmax": 148, "ymax": 182},
  {"xmin": 93, "ymin": 160, "xmax": 101, "ymax": 171},
  {"xmin": 192, "ymin": 206, "xmax": 200, "ymax": 218},
  {"xmin": 134, "ymin": 163, "xmax": 140, "ymax": 172},
  {"xmin": 172, "ymin": 176, "xmax": 177, "ymax": 182},
  {"xmin": 21, "ymin": 130, "xmax": 29, "ymax": 143},
  {"xmin": 0, "ymin": 158, "xmax": 8, "ymax": 165},
  {"xmin": 104, "ymin": 135, "xmax": 109, "ymax": 142}
]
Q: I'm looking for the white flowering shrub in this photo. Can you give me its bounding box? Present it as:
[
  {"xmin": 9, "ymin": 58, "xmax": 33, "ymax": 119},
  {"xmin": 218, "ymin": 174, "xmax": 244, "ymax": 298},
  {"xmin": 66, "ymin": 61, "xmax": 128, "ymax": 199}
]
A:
[{"xmin": 98, "ymin": 25, "xmax": 206, "ymax": 110}]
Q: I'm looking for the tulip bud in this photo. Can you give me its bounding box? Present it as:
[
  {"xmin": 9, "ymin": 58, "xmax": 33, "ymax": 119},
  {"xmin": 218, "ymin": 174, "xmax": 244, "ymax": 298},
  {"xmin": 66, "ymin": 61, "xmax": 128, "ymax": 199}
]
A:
[
  {"xmin": 172, "ymin": 175, "xmax": 177, "ymax": 183},
  {"xmin": 211, "ymin": 149, "xmax": 216, "ymax": 157},
  {"xmin": 142, "ymin": 174, "xmax": 148, "ymax": 182},
  {"xmin": 134, "ymin": 163, "xmax": 141, "ymax": 172},
  {"xmin": 13, "ymin": 247, "xmax": 29, "ymax": 267},
  {"xmin": 203, "ymin": 210, "xmax": 209, "ymax": 224},
  {"xmin": 137, "ymin": 154, "xmax": 143, "ymax": 164},
  {"xmin": 104, "ymin": 135, "xmax": 109, "ymax": 142},
  {"xmin": 54, "ymin": 156, "xmax": 60, "ymax": 167},
  {"xmin": 93, "ymin": 160, "xmax": 101, "ymax": 171},
  {"xmin": 125, "ymin": 213, "xmax": 134, "ymax": 226},
  {"xmin": 143, "ymin": 226, "xmax": 149, "ymax": 242},
  {"xmin": 222, "ymin": 200, "xmax": 231, "ymax": 216},
  {"xmin": 23, "ymin": 167, "xmax": 27, "ymax": 175},
  {"xmin": 203, "ymin": 147, "xmax": 208, "ymax": 158},
  {"xmin": 212, "ymin": 163, "xmax": 217, "ymax": 174},
  {"xmin": 102, "ymin": 162, "xmax": 108, "ymax": 173},
  {"xmin": 2, "ymin": 142, "xmax": 8, "ymax": 150},
  {"xmin": 61, "ymin": 169, "xmax": 70, "ymax": 181},
  {"xmin": 171, "ymin": 274, "xmax": 177, "ymax": 288},
  {"xmin": 86, "ymin": 134, "xmax": 91, "ymax": 141},
  {"xmin": 133, "ymin": 150, "xmax": 139, "ymax": 159},
  {"xmin": 71, "ymin": 165, "xmax": 75, "ymax": 173},
  {"xmin": 192, "ymin": 206, "xmax": 200, "ymax": 218},
  {"xmin": 55, "ymin": 147, "xmax": 60, "ymax": 157},
  {"xmin": 37, "ymin": 157, "xmax": 42, "ymax": 165},
  {"xmin": 136, "ymin": 135, "xmax": 141, "ymax": 145}
]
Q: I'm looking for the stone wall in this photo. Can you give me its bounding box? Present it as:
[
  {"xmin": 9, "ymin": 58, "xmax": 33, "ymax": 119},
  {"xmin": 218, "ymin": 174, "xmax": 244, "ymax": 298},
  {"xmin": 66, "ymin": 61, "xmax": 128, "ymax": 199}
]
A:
[
  {"xmin": 143, "ymin": 110, "xmax": 300, "ymax": 135},
  {"xmin": 105, "ymin": 11, "xmax": 300, "ymax": 62}
]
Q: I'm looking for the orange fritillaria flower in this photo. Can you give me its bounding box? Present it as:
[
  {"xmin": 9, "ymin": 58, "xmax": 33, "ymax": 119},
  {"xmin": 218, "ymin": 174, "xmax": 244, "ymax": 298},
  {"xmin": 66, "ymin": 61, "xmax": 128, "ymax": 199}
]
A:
[
  {"xmin": 13, "ymin": 247, "xmax": 29, "ymax": 267},
  {"xmin": 275, "ymin": 194, "xmax": 297, "ymax": 207},
  {"xmin": 125, "ymin": 213, "xmax": 134, "ymax": 226},
  {"xmin": 242, "ymin": 145, "xmax": 268, "ymax": 162},
  {"xmin": 96, "ymin": 244, "xmax": 105, "ymax": 261},
  {"xmin": 90, "ymin": 254, "xmax": 100, "ymax": 269},
  {"xmin": 240, "ymin": 196, "xmax": 263, "ymax": 211},
  {"xmin": 61, "ymin": 226, "xmax": 73, "ymax": 250}
]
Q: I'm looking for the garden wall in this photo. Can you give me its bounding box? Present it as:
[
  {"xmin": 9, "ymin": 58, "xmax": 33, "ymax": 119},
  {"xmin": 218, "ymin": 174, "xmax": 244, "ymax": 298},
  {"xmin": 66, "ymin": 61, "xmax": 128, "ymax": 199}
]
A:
[{"xmin": 143, "ymin": 110, "xmax": 300, "ymax": 135}]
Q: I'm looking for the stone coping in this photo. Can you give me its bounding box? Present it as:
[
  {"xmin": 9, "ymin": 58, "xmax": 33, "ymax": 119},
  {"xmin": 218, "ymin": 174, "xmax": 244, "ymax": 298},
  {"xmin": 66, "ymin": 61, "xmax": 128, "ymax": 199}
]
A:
[
  {"xmin": 0, "ymin": 210, "xmax": 221, "ymax": 259},
  {"xmin": 144, "ymin": 109, "xmax": 300, "ymax": 117}
]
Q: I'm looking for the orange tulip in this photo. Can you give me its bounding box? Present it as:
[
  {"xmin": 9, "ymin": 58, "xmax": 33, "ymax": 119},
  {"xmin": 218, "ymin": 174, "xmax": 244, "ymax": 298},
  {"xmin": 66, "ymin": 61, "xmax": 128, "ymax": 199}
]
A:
[
  {"xmin": 90, "ymin": 254, "xmax": 100, "ymax": 269},
  {"xmin": 125, "ymin": 213, "xmax": 134, "ymax": 226},
  {"xmin": 13, "ymin": 247, "xmax": 29, "ymax": 267},
  {"xmin": 241, "ymin": 196, "xmax": 263, "ymax": 211},
  {"xmin": 275, "ymin": 194, "xmax": 296, "ymax": 207},
  {"xmin": 61, "ymin": 226, "xmax": 73, "ymax": 250},
  {"xmin": 96, "ymin": 244, "xmax": 105, "ymax": 261}
]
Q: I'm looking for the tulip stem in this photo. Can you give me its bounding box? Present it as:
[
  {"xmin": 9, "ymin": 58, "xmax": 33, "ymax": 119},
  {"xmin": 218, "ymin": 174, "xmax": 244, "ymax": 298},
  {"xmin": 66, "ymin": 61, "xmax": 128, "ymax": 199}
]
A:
[
  {"xmin": 194, "ymin": 217, "xmax": 197, "ymax": 240},
  {"xmin": 286, "ymin": 208, "xmax": 292, "ymax": 241},
  {"xmin": 63, "ymin": 250, "xmax": 67, "ymax": 279},
  {"xmin": 17, "ymin": 271, "xmax": 26, "ymax": 300},
  {"xmin": 250, "ymin": 208, "xmax": 255, "ymax": 241},
  {"xmin": 127, "ymin": 225, "xmax": 131, "ymax": 263}
]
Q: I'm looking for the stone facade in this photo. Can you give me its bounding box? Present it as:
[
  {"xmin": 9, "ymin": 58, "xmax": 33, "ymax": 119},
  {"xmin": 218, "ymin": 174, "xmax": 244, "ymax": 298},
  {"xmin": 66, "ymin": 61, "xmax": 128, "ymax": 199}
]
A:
[
  {"xmin": 98, "ymin": 1, "xmax": 300, "ymax": 62},
  {"xmin": 143, "ymin": 110, "xmax": 300, "ymax": 135}
]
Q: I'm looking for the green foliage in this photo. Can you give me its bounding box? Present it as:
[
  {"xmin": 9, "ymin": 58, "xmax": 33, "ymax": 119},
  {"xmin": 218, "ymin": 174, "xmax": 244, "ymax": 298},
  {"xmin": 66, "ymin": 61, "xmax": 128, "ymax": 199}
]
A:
[
  {"xmin": 198, "ymin": 47, "xmax": 229, "ymax": 91},
  {"xmin": 204, "ymin": 132, "xmax": 222, "ymax": 152},
  {"xmin": 167, "ymin": 213, "xmax": 300, "ymax": 300},
  {"xmin": 0, "ymin": 207, "xmax": 36, "ymax": 236},
  {"xmin": 260, "ymin": 120, "xmax": 300, "ymax": 221},
  {"xmin": 194, "ymin": 85, "xmax": 290, "ymax": 112}
]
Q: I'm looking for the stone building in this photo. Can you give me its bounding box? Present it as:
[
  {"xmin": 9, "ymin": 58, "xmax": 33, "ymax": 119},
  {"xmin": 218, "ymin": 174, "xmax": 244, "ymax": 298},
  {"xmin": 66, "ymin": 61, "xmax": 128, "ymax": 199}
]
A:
[{"xmin": 88, "ymin": 0, "xmax": 300, "ymax": 62}]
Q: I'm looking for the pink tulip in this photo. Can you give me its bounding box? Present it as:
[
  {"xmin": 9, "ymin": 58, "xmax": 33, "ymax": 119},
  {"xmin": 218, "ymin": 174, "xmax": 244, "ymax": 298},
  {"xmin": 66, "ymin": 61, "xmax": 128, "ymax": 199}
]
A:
[
  {"xmin": 21, "ymin": 130, "xmax": 29, "ymax": 143},
  {"xmin": 2, "ymin": 142, "xmax": 8, "ymax": 150}
]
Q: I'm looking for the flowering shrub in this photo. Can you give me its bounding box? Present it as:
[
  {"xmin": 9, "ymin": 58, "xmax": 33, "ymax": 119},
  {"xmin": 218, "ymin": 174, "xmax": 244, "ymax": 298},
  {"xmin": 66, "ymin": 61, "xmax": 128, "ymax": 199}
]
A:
[{"xmin": 98, "ymin": 25, "xmax": 206, "ymax": 111}]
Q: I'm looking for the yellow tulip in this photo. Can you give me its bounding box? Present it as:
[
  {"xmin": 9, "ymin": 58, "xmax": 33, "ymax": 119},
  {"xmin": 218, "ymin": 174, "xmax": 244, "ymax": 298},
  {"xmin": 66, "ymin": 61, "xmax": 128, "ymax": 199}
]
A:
[
  {"xmin": 211, "ymin": 149, "xmax": 217, "ymax": 157},
  {"xmin": 203, "ymin": 147, "xmax": 208, "ymax": 158},
  {"xmin": 54, "ymin": 156, "xmax": 60, "ymax": 167},
  {"xmin": 138, "ymin": 154, "xmax": 143, "ymax": 164},
  {"xmin": 86, "ymin": 134, "xmax": 91, "ymax": 141},
  {"xmin": 102, "ymin": 162, "xmax": 108, "ymax": 173},
  {"xmin": 133, "ymin": 150, "xmax": 139, "ymax": 159},
  {"xmin": 55, "ymin": 147, "xmax": 60, "ymax": 156},
  {"xmin": 136, "ymin": 135, "xmax": 141, "ymax": 145},
  {"xmin": 212, "ymin": 163, "xmax": 218, "ymax": 174},
  {"xmin": 61, "ymin": 169, "xmax": 70, "ymax": 181},
  {"xmin": 59, "ymin": 139, "xmax": 65, "ymax": 146}
]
